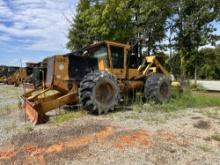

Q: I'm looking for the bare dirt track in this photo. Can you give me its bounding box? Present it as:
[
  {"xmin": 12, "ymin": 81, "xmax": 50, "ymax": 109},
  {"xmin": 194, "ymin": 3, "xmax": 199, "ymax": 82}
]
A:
[{"xmin": 0, "ymin": 84, "xmax": 220, "ymax": 165}]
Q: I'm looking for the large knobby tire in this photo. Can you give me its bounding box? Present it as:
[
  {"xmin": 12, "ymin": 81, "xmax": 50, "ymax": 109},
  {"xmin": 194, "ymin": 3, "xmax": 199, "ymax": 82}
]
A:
[
  {"xmin": 79, "ymin": 71, "xmax": 120, "ymax": 115},
  {"xmin": 144, "ymin": 73, "xmax": 171, "ymax": 103}
]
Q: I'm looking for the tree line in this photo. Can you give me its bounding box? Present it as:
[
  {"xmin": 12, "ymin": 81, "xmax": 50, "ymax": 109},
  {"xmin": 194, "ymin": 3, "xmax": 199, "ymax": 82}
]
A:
[{"xmin": 67, "ymin": 0, "xmax": 220, "ymax": 80}]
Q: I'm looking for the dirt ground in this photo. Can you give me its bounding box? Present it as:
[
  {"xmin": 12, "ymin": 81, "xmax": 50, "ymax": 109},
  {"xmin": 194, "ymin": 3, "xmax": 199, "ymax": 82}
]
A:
[{"xmin": 0, "ymin": 84, "xmax": 220, "ymax": 165}]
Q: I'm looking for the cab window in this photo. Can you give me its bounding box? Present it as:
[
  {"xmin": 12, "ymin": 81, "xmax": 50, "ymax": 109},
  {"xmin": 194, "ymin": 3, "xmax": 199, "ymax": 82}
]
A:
[
  {"xmin": 92, "ymin": 46, "xmax": 109, "ymax": 67},
  {"xmin": 93, "ymin": 46, "xmax": 108, "ymax": 59},
  {"xmin": 128, "ymin": 52, "xmax": 138, "ymax": 68},
  {"xmin": 110, "ymin": 46, "xmax": 124, "ymax": 68}
]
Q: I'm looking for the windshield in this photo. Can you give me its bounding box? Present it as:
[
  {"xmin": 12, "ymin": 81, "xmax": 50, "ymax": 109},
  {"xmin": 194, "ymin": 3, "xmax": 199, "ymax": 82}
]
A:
[
  {"xmin": 82, "ymin": 44, "xmax": 109, "ymax": 67},
  {"xmin": 93, "ymin": 46, "xmax": 108, "ymax": 59}
]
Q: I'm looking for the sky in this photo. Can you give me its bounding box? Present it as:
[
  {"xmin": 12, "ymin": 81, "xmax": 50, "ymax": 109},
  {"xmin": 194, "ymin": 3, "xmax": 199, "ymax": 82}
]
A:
[
  {"xmin": 0, "ymin": 0, "xmax": 78, "ymax": 66},
  {"xmin": 0, "ymin": 0, "xmax": 219, "ymax": 66}
]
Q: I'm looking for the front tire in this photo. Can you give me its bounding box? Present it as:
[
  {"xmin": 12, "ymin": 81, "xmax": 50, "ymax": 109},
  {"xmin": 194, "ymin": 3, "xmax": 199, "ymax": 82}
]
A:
[
  {"xmin": 144, "ymin": 73, "xmax": 171, "ymax": 103},
  {"xmin": 79, "ymin": 71, "xmax": 120, "ymax": 114}
]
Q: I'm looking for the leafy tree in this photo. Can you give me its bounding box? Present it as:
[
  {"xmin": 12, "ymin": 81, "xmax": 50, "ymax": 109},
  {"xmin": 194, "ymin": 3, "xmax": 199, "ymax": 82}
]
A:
[
  {"xmin": 67, "ymin": 0, "xmax": 220, "ymax": 82},
  {"xmin": 198, "ymin": 46, "xmax": 220, "ymax": 80},
  {"xmin": 89, "ymin": 0, "xmax": 134, "ymax": 42},
  {"xmin": 67, "ymin": 0, "xmax": 133, "ymax": 50},
  {"xmin": 67, "ymin": 0, "xmax": 172, "ymax": 54},
  {"xmin": 67, "ymin": 0, "xmax": 93, "ymax": 51},
  {"xmin": 170, "ymin": 0, "xmax": 220, "ymax": 81},
  {"xmin": 134, "ymin": 0, "xmax": 172, "ymax": 54}
]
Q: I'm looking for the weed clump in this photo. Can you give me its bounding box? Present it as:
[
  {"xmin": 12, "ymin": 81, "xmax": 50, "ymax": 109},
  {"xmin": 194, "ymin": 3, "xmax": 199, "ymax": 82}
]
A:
[
  {"xmin": 211, "ymin": 134, "xmax": 220, "ymax": 142},
  {"xmin": 145, "ymin": 90, "xmax": 220, "ymax": 112},
  {"xmin": 53, "ymin": 110, "xmax": 87, "ymax": 124},
  {"xmin": 197, "ymin": 144, "xmax": 211, "ymax": 152},
  {"xmin": 193, "ymin": 120, "xmax": 211, "ymax": 129}
]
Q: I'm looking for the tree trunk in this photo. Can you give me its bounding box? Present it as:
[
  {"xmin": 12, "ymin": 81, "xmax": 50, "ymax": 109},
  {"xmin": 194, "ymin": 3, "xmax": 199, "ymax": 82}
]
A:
[
  {"xmin": 194, "ymin": 47, "xmax": 199, "ymax": 87},
  {"xmin": 180, "ymin": 51, "xmax": 186, "ymax": 81},
  {"xmin": 194, "ymin": 64, "xmax": 197, "ymax": 87}
]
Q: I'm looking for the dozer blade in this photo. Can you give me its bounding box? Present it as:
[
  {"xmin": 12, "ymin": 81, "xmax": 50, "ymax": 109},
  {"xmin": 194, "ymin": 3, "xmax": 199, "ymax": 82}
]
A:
[{"xmin": 23, "ymin": 99, "xmax": 49, "ymax": 125}]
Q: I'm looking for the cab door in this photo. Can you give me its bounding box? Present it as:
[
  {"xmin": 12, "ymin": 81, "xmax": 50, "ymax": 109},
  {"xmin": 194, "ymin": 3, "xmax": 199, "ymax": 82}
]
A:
[
  {"xmin": 108, "ymin": 44, "xmax": 126, "ymax": 79},
  {"xmin": 126, "ymin": 51, "xmax": 140, "ymax": 80}
]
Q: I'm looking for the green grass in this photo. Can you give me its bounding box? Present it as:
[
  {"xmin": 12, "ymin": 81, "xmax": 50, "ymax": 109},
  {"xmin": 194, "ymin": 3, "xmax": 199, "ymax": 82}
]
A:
[
  {"xmin": 107, "ymin": 104, "xmax": 179, "ymax": 124},
  {"xmin": 0, "ymin": 85, "xmax": 23, "ymax": 116},
  {"xmin": 146, "ymin": 90, "xmax": 220, "ymax": 112},
  {"xmin": 17, "ymin": 125, "xmax": 34, "ymax": 133},
  {"xmin": 4, "ymin": 122, "xmax": 17, "ymax": 133},
  {"xmin": 52, "ymin": 110, "xmax": 87, "ymax": 124},
  {"xmin": 0, "ymin": 103, "xmax": 20, "ymax": 115},
  {"xmin": 197, "ymin": 144, "xmax": 212, "ymax": 152},
  {"xmin": 107, "ymin": 90, "xmax": 220, "ymax": 123},
  {"xmin": 0, "ymin": 85, "xmax": 22, "ymax": 99}
]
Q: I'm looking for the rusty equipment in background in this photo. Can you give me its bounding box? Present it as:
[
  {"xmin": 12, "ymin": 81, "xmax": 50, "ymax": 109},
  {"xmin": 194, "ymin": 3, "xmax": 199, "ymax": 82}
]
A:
[
  {"xmin": 0, "ymin": 65, "xmax": 7, "ymax": 83},
  {"xmin": 6, "ymin": 63, "xmax": 36, "ymax": 86},
  {"xmin": 0, "ymin": 66, "xmax": 19, "ymax": 83},
  {"xmin": 7, "ymin": 68, "xmax": 27, "ymax": 86},
  {"xmin": 23, "ymin": 61, "xmax": 48, "ymax": 93},
  {"xmin": 21, "ymin": 41, "xmax": 181, "ymax": 124}
]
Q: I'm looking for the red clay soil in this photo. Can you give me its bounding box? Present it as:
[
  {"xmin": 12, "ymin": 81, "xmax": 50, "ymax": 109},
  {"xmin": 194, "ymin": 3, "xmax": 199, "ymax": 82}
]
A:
[
  {"xmin": 156, "ymin": 131, "xmax": 176, "ymax": 141},
  {"xmin": 155, "ymin": 131, "xmax": 191, "ymax": 147},
  {"xmin": 114, "ymin": 130, "xmax": 151, "ymax": 149},
  {"xmin": 0, "ymin": 150, "xmax": 16, "ymax": 160},
  {"xmin": 113, "ymin": 130, "xmax": 190, "ymax": 150},
  {"xmin": 0, "ymin": 127, "xmax": 114, "ymax": 163},
  {"xmin": 0, "ymin": 127, "xmax": 190, "ymax": 164}
]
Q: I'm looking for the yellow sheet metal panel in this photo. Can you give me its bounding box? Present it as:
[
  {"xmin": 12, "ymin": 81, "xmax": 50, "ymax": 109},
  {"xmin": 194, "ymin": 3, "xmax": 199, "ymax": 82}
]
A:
[
  {"xmin": 108, "ymin": 68, "xmax": 126, "ymax": 79},
  {"xmin": 98, "ymin": 59, "xmax": 107, "ymax": 70},
  {"xmin": 53, "ymin": 55, "xmax": 69, "ymax": 91},
  {"xmin": 145, "ymin": 56, "xmax": 156, "ymax": 63},
  {"xmin": 127, "ymin": 69, "xmax": 140, "ymax": 80},
  {"xmin": 171, "ymin": 81, "xmax": 181, "ymax": 87},
  {"xmin": 105, "ymin": 41, "xmax": 130, "ymax": 49},
  {"xmin": 41, "ymin": 92, "xmax": 78, "ymax": 113},
  {"xmin": 54, "ymin": 55, "xmax": 69, "ymax": 81}
]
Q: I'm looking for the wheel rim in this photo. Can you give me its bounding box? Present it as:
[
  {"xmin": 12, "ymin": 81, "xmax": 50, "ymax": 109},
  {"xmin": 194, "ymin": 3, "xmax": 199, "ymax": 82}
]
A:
[
  {"xmin": 160, "ymin": 82, "xmax": 169, "ymax": 98},
  {"xmin": 95, "ymin": 81, "xmax": 115, "ymax": 105}
]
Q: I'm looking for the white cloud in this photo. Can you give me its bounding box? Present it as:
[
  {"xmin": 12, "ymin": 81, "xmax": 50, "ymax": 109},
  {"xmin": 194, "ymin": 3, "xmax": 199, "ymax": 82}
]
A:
[
  {"xmin": 199, "ymin": 41, "xmax": 220, "ymax": 50},
  {"xmin": 0, "ymin": 1, "xmax": 13, "ymax": 19},
  {"xmin": 0, "ymin": 34, "xmax": 11, "ymax": 41},
  {"xmin": 0, "ymin": 0, "xmax": 77, "ymax": 52}
]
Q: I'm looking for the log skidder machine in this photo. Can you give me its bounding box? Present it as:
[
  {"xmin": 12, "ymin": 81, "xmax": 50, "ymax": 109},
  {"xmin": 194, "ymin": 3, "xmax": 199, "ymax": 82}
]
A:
[
  {"xmin": 21, "ymin": 41, "xmax": 180, "ymax": 124},
  {"xmin": 23, "ymin": 61, "xmax": 48, "ymax": 93},
  {"xmin": 0, "ymin": 65, "xmax": 8, "ymax": 83},
  {"xmin": 0, "ymin": 66, "xmax": 19, "ymax": 84},
  {"xmin": 6, "ymin": 63, "xmax": 36, "ymax": 87}
]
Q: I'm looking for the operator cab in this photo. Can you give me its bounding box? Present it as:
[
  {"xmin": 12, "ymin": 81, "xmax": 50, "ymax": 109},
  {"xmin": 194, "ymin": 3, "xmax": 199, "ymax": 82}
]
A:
[
  {"xmin": 81, "ymin": 41, "xmax": 140, "ymax": 80},
  {"xmin": 81, "ymin": 41, "xmax": 128, "ymax": 68}
]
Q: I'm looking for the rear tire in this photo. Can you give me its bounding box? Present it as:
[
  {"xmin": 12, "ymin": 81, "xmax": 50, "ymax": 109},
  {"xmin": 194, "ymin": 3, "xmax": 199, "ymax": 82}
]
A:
[
  {"xmin": 144, "ymin": 73, "xmax": 171, "ymax": 103},
  {"xmin": 79, "ymin": 71, "xmax": 120, "ymax": 114}
]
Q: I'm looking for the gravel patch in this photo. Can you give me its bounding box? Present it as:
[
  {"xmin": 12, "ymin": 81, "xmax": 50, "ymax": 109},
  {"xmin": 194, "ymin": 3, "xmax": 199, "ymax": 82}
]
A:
[{"xmin": 0, "ymin": 85, "xmax": 220, "ymax": 164}]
